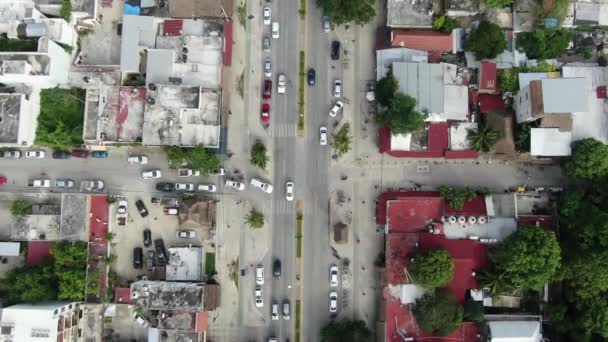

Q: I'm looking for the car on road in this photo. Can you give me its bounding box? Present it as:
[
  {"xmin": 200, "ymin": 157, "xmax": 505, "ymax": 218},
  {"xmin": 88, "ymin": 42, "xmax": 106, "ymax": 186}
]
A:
[
  {"xmin": 154, "ymin": 239, "xmax": 168, "ymax": 265},
  {"xmin": 176, "ymin": 230, "xmax": 196, "ymax": 238},
  {"xmin": 330, "ymin": 265, "xmax": 339, "ymax": 287},
  {"xmin": 271, "ymin": 301, "xmax": 279, "ymax": 320},
  {"xmin": 272, "ymin": 22, "xmax": 279, "ymax": 39},
  {"xmin": 175, "ymin": 183, "xmax": 195, "ymax": 192},
  {"xmin": 81, "ymin": 180, "xmax": 104, "ymax": 191},
  {"xmin": 127, "ymin": 155, "xmax": 148, "ymax": 164},
  {"xmin": 263, "ymin": 79, "xmax": 272, "ymax": 99},
  {"xmin": 0, "ymin": 176, "xmax": 6, "ymax": 186},
  {"xmin": 264, "ymin": 58, "xmax": 272, "ymax": 77},
  {"xmin": 29, "ymin": 179, "xmax": 51, "ymax": 188},
  {"xmin": 320, "ymin": 126, "xmax": 328, "ymax": 146},
  {"xmin": 329, "ymin": 100, "xmax": 344, "ymax": 117},
  {"xmin": 91, "ymin": 150, "xmax": 108, "ymax": 158},
  {"xmin": 156, "ymin": 182, "xmax": 174, "ymax": 192},
  {"xmin": 54, "ymin": 179, "xmax": 75, "ymax": 188},
  {"xmin": 273, "ymin": 259, "xmax": 281, "ymax": 278},
  {"xmin": 2, "ymin": 150, "xmax": 20, "ymax": 159},
  {"xmin": 25, "ymin": 150, "xmax": 45, "ymax": 159},
  {"xmin": 323, "ymin": 16, "xmax": 330, "ymax": 32},
  {"xmin": 283, "ymin": 300, "xmax": 290, "ymax": 320},
  {"xmin": 333, "ymin": 80, "xmax": 342, "ymax": 98},
  {"xmin": 147, "ymin": 250, "xmax": 155, "ymax": 271},
  {"xmin": 331, "ymin": 41, "xmax": 340, "ymax": 60},
  {"xmin": 263, "ymin": 36, "xmax": 271, "ymax": 52},
  {"xmin": 263, "ymin": 7, "xmax": 271, "ymax": 25},
  {"xmin": 261, "ymin": 103, "xmax": 270, "ymax": 123},
  {"xmin": 307, "ymin": 68, "xmax": 315, "ymax": 86},
  {"xmin": 329, "ymin": 291, "xmax": 338, "ymax": 313},
  {"xmin": 285, "ymin": 181, "xmax": 294, "ymax": 201},
  {"xmin": 225, "ymin": 180, "xmax": 245, "ymax": 191},
  {"xmin": 256, "ymin": 264, "xmax": 264, "ymax": 285},
  {"xmin": 52, "ymin": 151, "xmax": 71, "ymax": 159},
  {"xmin": 163, "ymin": 207, "xmax": 178, "ymax": 215},
  {"xmin": 255, "ymin": 286, "xmax": 264, "ymax": 308},
  {"xmin": 277, "ymin": 74, "xmax": 286, "ymax": 94},
  {"xmin": 135, "ymin": 199, "xmax": 149, "ymax": 218},
  {"xmin": 198, "ymin": 184, "xmax": 217, "ymax": 192},
  {"xmin": 133, "ymin": 312, "xmax": 149, "ymax": 327},
  {"xmin": 143, "ymin": 229, "xmax": 152, "ymax": 247},
  {"xmin": 71, "ymin": 149, "xmax": 90, "ymax": 158},
  {"xmin": 142, "ymin": 170, "xmax": 162, "ymax": 179},
  {"xmin": 250, "ymin": 178, "xmax": 273, "ymax": 194},
  {"xmin": 133, "ymin": 247, "xmax": 143, "ymax": 269}
]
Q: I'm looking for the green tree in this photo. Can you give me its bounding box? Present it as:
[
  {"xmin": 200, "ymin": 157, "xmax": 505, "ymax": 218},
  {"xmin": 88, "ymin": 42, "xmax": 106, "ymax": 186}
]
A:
[
  {"xmin": 413, "ymin": 291, "xmax": 464, "ymax": 337},
  {"xmin": 476, "ymin": 269, "xmax": 515, "ymax": 296},
  {"xmin": 165, "ymin": 146, "xmax": 188, "ymax": 168},
  {"xmin": 376, "ymin": 73, "xmax": 398, "ymax": 107},
  {"xmin": 482, "ymin": 0, "xmax": 512, "ymax": 8},
  {"xmin": 516, "ymin": 28, "xmax": 573, "ymax": 59},
  {"xmin": 60, "ymin": 0, "xmax": 71, "ymax": 21},
  {"xmin": 35, "ymin": 88, "xmax": 84, "ymax": 150},
  {"xmin": 250, "ymin": 141, "xmax": 269, "ymax": 170},
  {"xmin": 11, "ymin": 199, "xmax": 32, "ymax": 216},
  {"xmin": 244, "ymin": 208, "xmax": 265, "ymax": 228},
  {"xmin": 563, "ymin": 252, "xmax": 608, "ymax": 298},
  {"xmin": 563, "ymin": 138, "xmax": 608, "ymax": 181},
  {"xmin": 331, "ymin": 124, "xmax": 352, "ymax": 157},
  {"xmin": 410, "ymin": 249, "xmax": 454, "ymax": 288},
  {"xmin": 432, "ymin": 16, "xmax": 458, "ymax": 33},
  {"xmin": 0, "ymin": 258, "xmax": 57, "ymax": 305},
  {"xmin": 376, "ymin": 93, "xmax": 425, "ymax": 134},
  {"xmin": 51, "ymin": 241, "xmax": 88, "ymax": 300},
  {"xmin": 317, "ymin": 0, "xmax": 375, "ymax": 26},
  {"xmin": 439, "ymin": 186, "xmax": 477, "ymax": 210},
  {"xmin": 463, "ymin": 299, "xmax": 484, "ymax": 322},
  {"xmin": 492, "ymin": 226, "xmax": 561, "ymax": 290},
  {"xmin": 467, "ymin": 126, "xmax": 499, "ymax": 152},
  {"xmin": 465, "ymin": 21, "xmax": 507, "ymax": 59},
  {"xmin": 190, "ymin": 145, "xmax": 220, "ymax": 175},
  {"xmin": 320, "ymin": 319, "xmax": 371, "ymax": 342}
]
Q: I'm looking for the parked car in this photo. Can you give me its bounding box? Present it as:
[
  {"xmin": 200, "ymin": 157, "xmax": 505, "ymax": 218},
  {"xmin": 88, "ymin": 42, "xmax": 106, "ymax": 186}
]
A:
[
  {"xmin": 163, "ymin": 207, "xmax": 179, "ymax": 215},
  {"xmin": 198, "ymin": 184, "xmax": 217, "ymax": 192},
  {"xmin": 143, "ymin": 229, "xmax": 152, "ymax": 247},
  {"xmin": 25, "ymin": 150, "xmax": 45, "ymax": 159},
  {"xmin": 177, "ymin": 168, "xmax": 200, "ymax": 177},
  {"xmin": 256, "ymin": 264, "xmax": 264, "ymax": 285},
  {"xmin": 255, "ymin": 286, "xmax": 264, "ymax": 308},
  {"xmin": 264, "ymin": 58, "xmax": 272, "ymax": 77},
  {"xmin": 330, "ymin": 265, "xmax": 339, "ymax": 287},
  {"xmin": 91, "ymin": 150, "xmax": 108, "ymax": 158},
  {"xmin": 261, "ymin": 103, "xmax": 270, "ymax": 123},
  {"xmin": 329, "ymin": 100, "xmax": 344, "ymax": 117},
  {"xmin": 117, "ymin": 200, "xmax": 128, "ymax": 226},
  {"xmin": 156, "ymin": 182, "xmax": 175, "ymax": 192},
  {"xmin": 263, "ymin": 7, "xmax": 271, "ymax": 25},
  {"xmin": 263, "ymin": 36, "xmax": 271, "ymax": 52},
  {"xmin": 154, "ymin": 239, "xmax": 168, "ymax": 265},
  {"xmin": 273, "ymin": 259, "xmax": 281, "ymax": 277},
  {"xmin": 0, "ymin": 176, "xmax": 6, "ymax": 186},
  {"xmin": 329, "ymin": 291, "xmax": 338, "ymax": 313},
  {"xmin": 81, "ymin": 180, "xmax": 104, "ymax": 191},
  {"xmin": 147, "ymin": 250, "xmax": 155, "ymax": 271},
  {"xmin": 331, "ymin": 41, "xmax": 340, "ymax": 60},
  {"xmin": 225, "ymin": 180, "xmax": 245, "ymax": 191},
  {"xmin": 263, "ymin": 80, "xmax": 272, "ymax": 99},
  {"xmin": 133, "ymin": 247, "xmax": 143, "ymax": 269},
  {"xmin": 272, "ymin": 22, "xmax": 279, "ymax": 39},
  {"xmin": 127, "ymin": 155, "xmax": 148, "ymax": 164},
  {"xmin": 210, "ymin": 168, "xmax": 225, "ymax": 176},
  {"xmin": 319, "ymin": 126, "xmax": 328, "ymax": 146},
  {"xmin": 142, "ymin": 170, "xmax": 162, "ymax": 180},
  {"xmin": 135, "ymin": 199, "xmax": 149, "ymax": 218},
  {"xmin": 175, "ymin": 183, "xmax": 195, "ymax": 192},
  {"xmin": 71, "ymin": 149, "xmax": 90, "ymax": 158},
  {"xmin": 277, "ymin": 74, "xmax": 286, "ymax": 94},
  {"xmin": 307, "ymin": 68, "xmax": 316, "ymax": 86},
  {"xmin": 271, "ymin": 301, "xmax": 279, "ymax": 320},
  {"xmin": 285, "ymin": 182, "xmax": 294, "ymax": 201},
  {"xmin": 54, "ymin": 179, "xmax": 75, "ymax": 188},
  {"xmin": 52, "ymin": 151, "xmax": 71, "ymax": 159},
  {"xmin": 3, "ymin": 150, "xmax": 21, "ymax": 159},
  {"xmin": 333, "ymin": 80, "xmax": 342, "ymax": 98},
  {"xmin": 29, "ymin": 179, "xmax": 51, "ymax": 188},
  {"xmin": 176, "ymin": 230, "xmax": 196, "ymax": 238},
  {"xmin": 283, "ymin": 300, "xmax": 290, "ymax": 320},
  {"xmin": 250, "ymin": 178, "xmax": 273, "ymax": 194},
  {"xmin": 323, "ymin": 16, "xmax": 330, "ymax": 32}
]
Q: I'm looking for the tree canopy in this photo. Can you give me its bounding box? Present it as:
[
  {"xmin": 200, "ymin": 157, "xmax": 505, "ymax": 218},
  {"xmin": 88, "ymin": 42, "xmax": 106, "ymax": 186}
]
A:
[
  {"xmin": 52, "ymin": 241, "xmax": 88, "ymax": 300},
  {"xmin": 410, "ymin": 249, "xmax": 454, "ymax": 288},
  {"xmin": 35, "ymin": 88, "xmax": 85, "ymax": 150},
  {"xmin": 10, "ymin": 199, "xmax": 32, "ymax": 217},
  {"xmin": 244, "ymin": 208, "xmax": 265, "ymax": 228},
  {"xmin": 331, "ymin": 124, "xmax": 352, "ymax": 157},
  {"xmin": 516, "ymin": 28, "xmax": 573, "ymax": 59},
  {"xmin": 414, "ymin": 291, "xmax": 463, "ymax": 336},
  {"xmin": 376, "ymin": 73, "xmax": 398, "ymax": 107},
  {"xmin": 465, "ymin": 21, "xmax": 507, "ymax": 60},
  {"xmin": 562, "ymin": 138, "xmax": 608, "ymax": 181},
  {"xmin": 320, "ymin": 319, "xmax": 371, "ymax": 342},
  {"xmin": 0, "ymin": 258, "xmax": 57, "ymax": 305},
  {"xmin": 482, "ymin": 0, "xmax": 512, "ymax": 8},
  {"xmin": 467, "ymin": 126, "xmax": 499, "ymax": 152},
  {"xmin": 164, "ymin": 145, "xmax": 220, "ymax": 175},
  {"xmin": 432, "ymin": 16, "xmax": 458, "ymax": 33},
  {"xmin": 317, "ymin": 0, "xmax": 376, "ymax": 26},
  {"xmin": 439, "ymin": 186, "xmax": 477, "ymax": 210},
  {"xmin": 250, "ymin": 141, "xmax": 270, "ymax": 170},
  {"xmin": 376, "ymin": 93, "xmax": 425, "ymax": 134}
]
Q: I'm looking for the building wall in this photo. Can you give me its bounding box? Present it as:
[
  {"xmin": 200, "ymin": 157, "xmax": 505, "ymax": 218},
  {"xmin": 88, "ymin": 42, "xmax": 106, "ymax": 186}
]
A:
[{"xmin": 515, "ymin": 85, "xmax": 532, "ymax": 123}]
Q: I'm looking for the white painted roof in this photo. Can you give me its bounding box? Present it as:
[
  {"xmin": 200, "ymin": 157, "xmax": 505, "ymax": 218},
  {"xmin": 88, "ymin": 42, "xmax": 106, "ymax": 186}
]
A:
[
  {"xmin": 541, "ymin": 78, "xmax": 588, "ymax": 113},
  {"xmin": 489, "ymin": 321, "xmax": 542, "ymax": 342},
  {"xmin": 530, "ymin": 128, "xmax": 572, "ymax": 156}
]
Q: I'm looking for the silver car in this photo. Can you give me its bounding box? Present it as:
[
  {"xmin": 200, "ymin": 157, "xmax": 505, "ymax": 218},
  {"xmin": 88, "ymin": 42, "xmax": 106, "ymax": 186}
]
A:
[
  {"xmin": 333, "ymin": 80, "xmax": 342, "ymax": 98},
  {"xmin": 323, "ymin": 16, "xmax": 330, "ymax": 32},
  {"xmin": 264, "ymin": 58, "xmax": 272, "ymax": 77},
  {"xmin": 263, "ymin": 36, "xmax": 271, "ymax": 52},
  {"xmin": 319, "ymin": 126, "xmax": 328, "ymax": 146},
  {"xmin": 54, "ymin": 179, "xmax": 75, "ymax": 188}
]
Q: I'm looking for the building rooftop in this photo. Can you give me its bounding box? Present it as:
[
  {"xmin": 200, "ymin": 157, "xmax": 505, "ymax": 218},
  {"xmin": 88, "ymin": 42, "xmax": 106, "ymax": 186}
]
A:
[
  {"xmin": 479, "ymin": 61, "xmax": 498, "ymax": 94},
  {"xmin": 574, "ymin": 2, "xmax": 608, "ymax": 25},
  {"xmin": 376, "ymin": 48, "xmax": 428, "ymax": 81},
  {"xmin": 0, "ymin": 93, "xmax": 23, "ymax": 144},
  {"xmin": 530, "ymin": 128, "xmax": 572, "ymax": 156},
  {"xmin": 166, "ymin": 246, "xmax": 203, "ymax": 281},
  {"xmin": 131, "ymin": 281, "xmax": 204, "ymax": 311},
  {"xmin": 488, "ymin": 321, "xmax": 542, "ymax": 342},
  {"xmin": 168, "ymin": 0, "xmax": 233, "ymax": 19},
  {"xmin": 445, "ymin": 0, "xmax": 480, "ymax": 13},
  {"xmin": 449, "ymin": 122, "xmax": 477, "ymax": 151},
  {"xmin": 541, "ymin": 78, "xmax": 589, "ymax": 113},
  {"xmin": 390, "ymin": 30, "xmax": 454, "ymax": 61},
  {"xmin": 120, "ymin": 15, "xmax": 157, "ymax": 73},
  {"xmin": 387, "ymin": 0, "xmax": 433, "ymax": 28}
]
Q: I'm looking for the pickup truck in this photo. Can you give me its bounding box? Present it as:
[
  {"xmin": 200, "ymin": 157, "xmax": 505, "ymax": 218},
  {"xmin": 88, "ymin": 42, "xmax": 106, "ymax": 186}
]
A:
[
  {"xmin": 116, "ymin": 200, "xmax": 128, "ymax": 226},
  {"xmin": 178, "ymin": 168, "xmax": 201, "ymax": 177},
  {"xmin": 29, "ymin": 179, "xmax": 51, "ymax": 188}
]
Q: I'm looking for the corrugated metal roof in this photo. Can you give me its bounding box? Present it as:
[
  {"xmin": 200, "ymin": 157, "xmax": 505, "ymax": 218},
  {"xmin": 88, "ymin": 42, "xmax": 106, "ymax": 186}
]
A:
[
  {"xmin": 488, "ymin": 321, "xmax": 542, "ymax": 342},
  {"xmin": 541, "ymin": 78, "xmax": 589, "ymax": 113},
  {"xmin": 0, "ymin": 242, "xmax": 20, "ymax": 256},
  {"xmin": 393, "ymin": 62, "xmax": 443, "ymax": 114},
  {"xmin": 391, "ymin": 29, "xmax": 453, "ymax": 52},
  {"xmin": 120, "ymin": 15, "xmax": 156, "ymax": 72},
  {"xmin": 163, "ymin": 19, "xmax": 183, "ymax": 36},
  {"xmin": 479, "ymin": 61, "xmax": 497, "ymax": 93}
]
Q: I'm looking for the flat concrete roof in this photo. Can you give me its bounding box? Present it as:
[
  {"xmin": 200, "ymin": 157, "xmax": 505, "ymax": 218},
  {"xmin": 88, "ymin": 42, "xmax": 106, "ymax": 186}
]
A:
[
  {"xmin": 166, "ymin": 246, "xmax": 203, "ymax": 281},
  {"xmin": 131, "ymin": 280, "xmax": 204, "ymax": 311},
  {"xmin": 530, "ymin": 128, "xmax": 572, "ymax": 156},
  {"xmin": 0, "ymin": 94, "xmax": 22, "ymax": 143},
  {"xmin": 541, "ymin": 78, "xmax": 589, "ymax": 113},
  {"xmin": 120, "ymin": 15, "xmax": 157, "ymax": 73},
  {"xmin": 387, "ymin": 0, "xmax": 433, "ymax": 28}
]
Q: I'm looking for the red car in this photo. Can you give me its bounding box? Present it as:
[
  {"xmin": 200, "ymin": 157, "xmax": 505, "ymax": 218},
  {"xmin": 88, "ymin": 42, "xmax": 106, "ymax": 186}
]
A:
[
  {"xmin": 261, "ymin": 103, "xmax": 270, "ymax": 122},
  {"xmin": 71, "ymin": 149, "xmax": 90, "ymax": 158},
  {"xmin": 0, "ymin": 176, "xmax": 6, "ymax": 186},
  {"xmin": 263, "ymin": 80, "xmax": 272, "ymax": 99}
]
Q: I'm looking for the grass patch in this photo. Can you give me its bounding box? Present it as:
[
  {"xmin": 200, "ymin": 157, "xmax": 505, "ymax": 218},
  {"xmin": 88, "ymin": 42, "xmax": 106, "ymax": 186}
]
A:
[
  {"xmin": 296, "ymin": 210, "xmax": 303, "ymax": 258},
  {"xmin": 205, "ymin": 252, "xmax": 216, "ymax": 277},
  {"xmin": 35, "ymin": 88, "xmax": 85, "ymax": 150},
  {"xmin": 236, "ymin": 71, "xmax": 245, "ymax": 98},
  {"xmin": 298, "ymin": 51, "xmax": 305, "ymax": 131},
  {"xmin": 295, "ymin": 300, "xmax": 301, "ymax": 342},
  {"xmin": 238, "ymin": 1, "xmax": 247, "ymax": 29},
  {"xmin": 0, "ymin": 35, "xmax": 38, "ymax": 52},
  {"xmin": 299, "ymin": 0, "xmax": 306, "ymax": 17}
]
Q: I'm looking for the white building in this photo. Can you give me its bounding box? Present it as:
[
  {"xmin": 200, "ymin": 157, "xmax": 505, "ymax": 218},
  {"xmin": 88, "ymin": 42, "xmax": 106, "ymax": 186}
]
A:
[{"xmin": 0, "ymin": 302, "xmax": 84, "ymax": 342}]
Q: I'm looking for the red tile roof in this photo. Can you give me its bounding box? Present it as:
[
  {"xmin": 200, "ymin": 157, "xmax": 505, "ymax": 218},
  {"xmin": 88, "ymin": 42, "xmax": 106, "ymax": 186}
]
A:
[
  {"xmin": 391, "ymin": 29, "xmax": 453, "ymax": 53},
  {"xmin": 377, "ymin": 191, "xmax": 442, "ymax": 225},
  {"xmin": 195, "ymin": 311, "xmax": 209, "ymax": 332},
  {"xmin": 478, "ymin": 93, "xmax": 507, "ymax": 114},
  {"xmin": 223, "ymin": 20, "xmax": 233, "ymax": 66},
  {"xmin": 387, "ymin": 233, "xmax": 419, "ymax": 284},
  {"xmin": 26, "ymin": 241, "xmax": 51, "ymax": 266},
  {"xmin": 115, "ymin": 287, "xmax": 132, "ymax": 304},
  {"xmin": 479, "ymin": 62, "xmax": 498, "ymax": 93},
  {"xmin": 163, "ymin": 19, "xmax": 183, "ymax": 36}
]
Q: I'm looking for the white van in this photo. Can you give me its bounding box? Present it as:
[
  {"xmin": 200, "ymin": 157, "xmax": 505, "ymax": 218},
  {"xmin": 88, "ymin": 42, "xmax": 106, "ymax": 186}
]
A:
[
  {"xmin": 250, "ymin": 178, "xmax": 273, "ymax": 194},
  {"xmin": 256, "ymin": 264, "xmax": 264, "ymax": 285}
]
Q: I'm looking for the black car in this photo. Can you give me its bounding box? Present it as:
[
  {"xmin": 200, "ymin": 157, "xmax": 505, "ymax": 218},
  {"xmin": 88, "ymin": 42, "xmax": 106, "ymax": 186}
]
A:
[
  {"xmin": 143, "ymin": 229, "xmax": 151, "ymax": 247},
  {"xmin": 133, "ymin": 247, "xmax": 143, "ymax": 269},
  {"xmin": 331, "ymin": 41, "xmax": 340, "ymax": 60},
  {"xmin": 154, "ymin": 239, "xmax": 168, "ymax": 265},
  {"xmin": 307, "ymin": 68, "xmax": 316, "ymax": 86},
  {"xmin": 156, "ymin": 182, "xmax": 175, "ymax": 192},
  {"xmin": 52, "ymin": 151, "xmax": 71, "ymax": 159},
  {"xmin": 135, "ymin": 199, "xmax": 149, "ymax": 218},
  {"xmin": 273, "ymin": 259, "xmax": 281, "ymax": 277}
]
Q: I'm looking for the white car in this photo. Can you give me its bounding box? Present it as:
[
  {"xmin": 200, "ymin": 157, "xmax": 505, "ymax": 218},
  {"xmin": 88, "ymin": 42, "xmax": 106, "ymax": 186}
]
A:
[
  {"xmin": 272, "ymin": 22, "xmax": 279, "ymax": 39},
  {"xmin": 175, "ymin": 183, "xmax": 195, "ymax": 192},
  {"xmin": 82, "ymin": 180, "xmax": 104, "ymax": 191},
  {"xmin": 225, "ymin": 180, "xmax": 245, "ymax": 191},
  {"xmin": 255, "ymin": 286, "xmax": 264, "ymax": 308},
  {"xmin": 54, "ymin": 179, "xmax": 75, "ymax": 188},
  {"xmin": 127, "ymin": 155, "xmax": 148, "ymax": 164},
  {"xmin": 277, "ymin": 73, "xmax": 286, "ymax": 94},
  {"xmin": 30, "ymin": 179, "xmax": 51, "ymax": 188},
  {"xmin": 176, "ymin": 230, "xmax": 196, "ymax": 238},
  {"xmin": 329, "ymin": 100, "xmax": 344, "ymax": 117},
  {"xmin": 329, "ymin": 291, "xmax": 338, "ymax": 313},
  {"xmin": 25, "ymin": 150, "xmax": 45, "ymax": 159},
  {"xmin": 271, "ymin": 301, "xmax": 279, "ymax": 320},
  {"xmin": 250, "ymin": 178, "xmax": 273, "ymax": 194},
  {"xmin": 333, "ymin": 80, "xmax": 342, "ymax": 98},
  {"xmin": 330, "ymin": 265, "xmax": 339, "ymax": 287},
  {"xmin": 117, "ymin": 200, "xmax": 128, "ymax": 214},
  {"xmin": 264, "ymin": 58, "xmax": 272, "ymax": 77},
  {"xmin": 283, "ymin": 301, "xmax": 290, "ymax": 320},
  {"xmin": 256, "ymin": 264, "xmax": 264, "ymax": 285},
  {"xmin": 142, "ymin": 170, "xmax": 162, "ymax": 179},
  {"xmin": 263, "ymin": 7, "xmax": 271, "ymax": 25},
  {"xmin": 323, "ymin": 16, "xmax": 330, "ymax": 32},
  {"xmin": 285, "ymin": 182, "xmax": 294, "ymax": 201},
  {"xmin": 320, "ymin": 126, "xmax": 328, "ymax": 146},
  {"xmin": 198, "ymin": 184, "xmax": 217, "ymax": 192}
]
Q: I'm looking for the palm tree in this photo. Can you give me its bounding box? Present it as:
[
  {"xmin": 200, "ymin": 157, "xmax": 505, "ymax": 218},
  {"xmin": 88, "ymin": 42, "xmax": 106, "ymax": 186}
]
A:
[
  {"xmin": 467, "ymin": 126, "xmax": 499, "ymax": 152},
  {"xmin": 244, "ymin": 208, "xmax": 264, "ymax": 228},
  {"xmin": 331, "ymin": 124, "xmax": 352, "ymax": 157},
  {"xmin": 476, "ymin": 270, "xmax": 514, "ymax": 297},
  {"xmin": 250, "ymin": 141, "xmax": 269, "ymax": 169}
]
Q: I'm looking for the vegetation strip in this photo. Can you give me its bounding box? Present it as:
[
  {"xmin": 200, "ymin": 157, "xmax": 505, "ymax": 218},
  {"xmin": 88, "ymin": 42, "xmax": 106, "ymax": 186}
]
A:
[
  {"xmin": 295, "ymin": 300, "xmax": 301, "ymax": 342},
  {"xmin": 205, "ymin": 252, "xmax": 216, "ymax": 277},
  {"xmin": 298, "ymin": 51, "xmax": 305, "ymax": 131},
  {"xmin": 296, "ymin": 210, "xmax": 303, "ymax": 258},
  {"xmin": 299, "ymin": 0, "xmax": 306, "ymax": 17}
]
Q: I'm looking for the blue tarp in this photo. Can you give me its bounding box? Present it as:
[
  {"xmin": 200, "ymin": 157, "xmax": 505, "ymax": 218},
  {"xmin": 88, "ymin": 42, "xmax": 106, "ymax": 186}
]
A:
[{"xmin": 124, "ymin": 3, "xmax": 140, "ymax": 15}]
